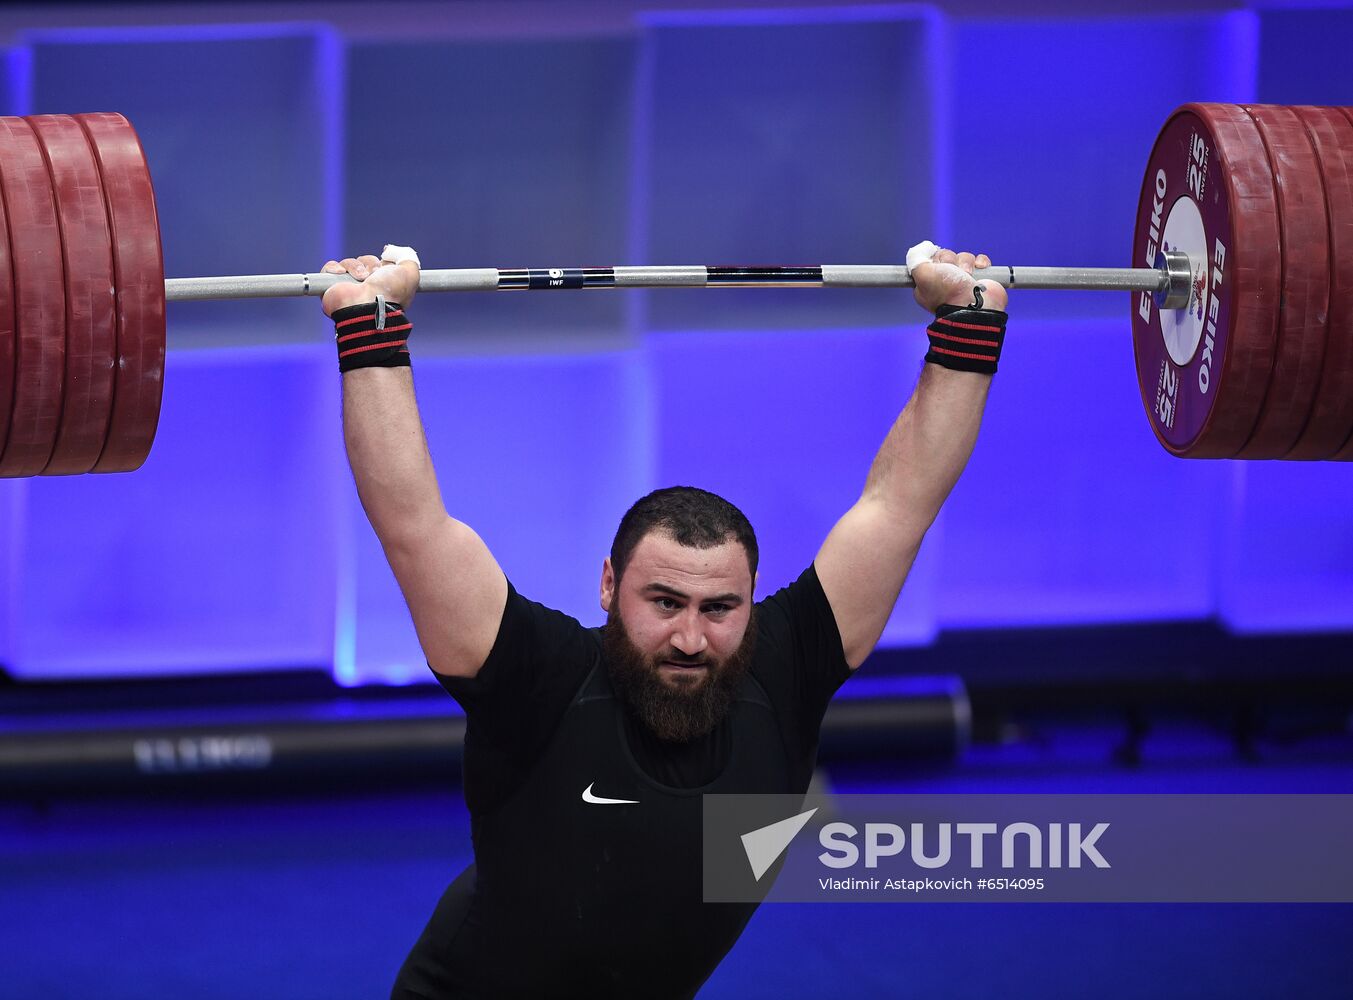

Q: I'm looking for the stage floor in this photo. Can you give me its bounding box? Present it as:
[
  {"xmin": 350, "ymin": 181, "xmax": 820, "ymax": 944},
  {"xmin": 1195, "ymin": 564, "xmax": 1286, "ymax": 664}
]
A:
[{"xmin": 4, "ymin": 721, "xmax": 1351, "ymax": 999}]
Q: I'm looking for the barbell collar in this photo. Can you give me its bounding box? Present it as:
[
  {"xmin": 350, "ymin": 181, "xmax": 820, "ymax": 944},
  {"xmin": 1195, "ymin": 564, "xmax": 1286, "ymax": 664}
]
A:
[
  {"xmin": 163, "ymin": 262, "xmax": 1175, "ymax": 302},
  {"xmin": 1153, "ymin": 249, "xmax": 1194, "ymax": 310}
]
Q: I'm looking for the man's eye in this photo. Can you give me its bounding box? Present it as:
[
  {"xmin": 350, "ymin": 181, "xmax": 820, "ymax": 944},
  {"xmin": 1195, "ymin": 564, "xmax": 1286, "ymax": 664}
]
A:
[
  {"xmin": 655, "ymin": 597, "xmax": 679, "ymax": 611},
  {"xmin": 704, "ymin": 604, "xmax": 729, "ymax": 615}
]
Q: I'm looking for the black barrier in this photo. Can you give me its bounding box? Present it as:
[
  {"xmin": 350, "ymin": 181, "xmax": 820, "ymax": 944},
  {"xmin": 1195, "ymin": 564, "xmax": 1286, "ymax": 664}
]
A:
[{"xmin": 0, "ymin": 676, "xmax": 969, "ymax": 795}]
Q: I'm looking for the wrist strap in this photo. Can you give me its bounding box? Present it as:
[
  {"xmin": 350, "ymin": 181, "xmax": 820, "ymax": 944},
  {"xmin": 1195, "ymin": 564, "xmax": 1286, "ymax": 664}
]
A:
[
  {"xmin": 925, "ymin": 304, "xmax": 1007, "ymax": 375},
  {"xmin": 333, "ymin": 299, "xmax": 412, "ymax": 373}
]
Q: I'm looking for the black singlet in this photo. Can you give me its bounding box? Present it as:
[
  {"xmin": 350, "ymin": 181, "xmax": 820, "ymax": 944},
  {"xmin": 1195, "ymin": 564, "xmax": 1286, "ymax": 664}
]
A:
[{"xmin": 392, "ymin": 565, "xmax": 851, "ymax": 999}]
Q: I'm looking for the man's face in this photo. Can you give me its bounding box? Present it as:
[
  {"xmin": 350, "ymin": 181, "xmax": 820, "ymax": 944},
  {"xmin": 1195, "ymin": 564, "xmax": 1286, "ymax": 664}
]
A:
[{"xmin": 600, "ymin": 531, "xmax": 757, "ymax": 742}]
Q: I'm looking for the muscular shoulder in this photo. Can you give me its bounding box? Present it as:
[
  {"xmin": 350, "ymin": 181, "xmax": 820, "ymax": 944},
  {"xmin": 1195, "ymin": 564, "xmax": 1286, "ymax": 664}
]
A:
[
  {"xmin": 751, "ymin": 565, "xmax": 851, "ymax": 712},
  {"xmin": 438, "ymin": 582, "xmax": 599, "ymax": 709}
]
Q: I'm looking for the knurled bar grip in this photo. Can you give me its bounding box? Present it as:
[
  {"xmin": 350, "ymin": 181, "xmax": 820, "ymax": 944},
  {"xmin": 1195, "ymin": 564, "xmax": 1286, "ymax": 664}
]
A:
[{"xmin": 163, "ymin": 263, "xmax": 1176, "ymax": 301}]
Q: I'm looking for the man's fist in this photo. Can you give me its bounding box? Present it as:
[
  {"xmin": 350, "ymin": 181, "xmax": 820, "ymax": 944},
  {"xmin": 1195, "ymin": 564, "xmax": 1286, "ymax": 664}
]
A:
[
  {"xmin": 321, "ymin": 253, "xmax": 421, "ymax": 317},
  {"xmin": 909, "ymin": 246, "xmax": 1008, "ymax": 314}
]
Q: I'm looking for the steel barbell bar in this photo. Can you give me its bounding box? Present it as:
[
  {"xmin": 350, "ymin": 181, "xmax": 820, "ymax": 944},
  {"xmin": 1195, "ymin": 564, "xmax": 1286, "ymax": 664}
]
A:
[{"xmin": 162, "ymin": 260, "xmax": 1187, "ymax": 301}]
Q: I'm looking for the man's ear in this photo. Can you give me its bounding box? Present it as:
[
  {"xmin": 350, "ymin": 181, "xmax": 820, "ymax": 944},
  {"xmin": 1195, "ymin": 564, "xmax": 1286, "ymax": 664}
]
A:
[{"xmin": 600, "ymin": 557, "xmax": 616, "ymax": 613}]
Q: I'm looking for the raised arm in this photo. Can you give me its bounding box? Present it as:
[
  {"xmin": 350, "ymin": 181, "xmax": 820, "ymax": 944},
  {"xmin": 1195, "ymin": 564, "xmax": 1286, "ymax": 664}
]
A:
[
  {"xmin": 323, "ymin": 252, "xmax": 507, "ymax": 679},
  {"xmin": 814, "ymin": 247, "xmax": 1008, "ymax": 670}
]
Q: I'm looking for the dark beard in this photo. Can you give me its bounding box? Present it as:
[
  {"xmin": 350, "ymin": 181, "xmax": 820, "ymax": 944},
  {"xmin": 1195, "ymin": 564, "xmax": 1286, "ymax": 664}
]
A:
[{"xmin": 602, "ymin": 606, "xmax": 757, "ymax": 743}]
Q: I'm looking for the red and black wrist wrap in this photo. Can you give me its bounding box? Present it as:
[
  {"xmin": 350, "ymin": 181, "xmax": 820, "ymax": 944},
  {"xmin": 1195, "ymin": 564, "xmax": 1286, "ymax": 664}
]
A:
[
  {"xmin": 925, "ymin": 304, "xmax": 1008, "ymax": 375},
  {"xmin": 333, "ymin": 300, "xmax": 412, "ymax": 373}
]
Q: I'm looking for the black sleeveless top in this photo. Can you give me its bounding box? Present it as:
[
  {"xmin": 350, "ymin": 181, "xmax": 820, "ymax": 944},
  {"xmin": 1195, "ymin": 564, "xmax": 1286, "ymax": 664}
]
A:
[{"xmin": 393, "ymin": 566, "xmax": 851, "ymax": 999}]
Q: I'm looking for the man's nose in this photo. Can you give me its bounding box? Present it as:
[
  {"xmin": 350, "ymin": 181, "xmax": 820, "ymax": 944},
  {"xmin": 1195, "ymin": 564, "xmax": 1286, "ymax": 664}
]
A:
[{"xmin": 670, "ymin": 611, "xmax": 708, "ymax": 656}]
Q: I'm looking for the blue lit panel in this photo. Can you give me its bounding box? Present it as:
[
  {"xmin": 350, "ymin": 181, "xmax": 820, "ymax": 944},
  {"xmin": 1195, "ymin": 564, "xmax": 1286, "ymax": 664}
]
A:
[
  {"xmin": 1258, "ymin": 7, "xmax": 1353, "ymax": 104},
  {"xmin": 646, "ymin": 325, "xmax": 938, "ymax": 645},
  {"xmin": 639, "ymin": 9, "xmax": 940, "ymax": 333},
  {"xmin": 0, "ymin": 43, "xmax": 26, "ymax": 113},
  {"xmin": 344, "ymin": 38, "xmax": 635, "ymax": 346},
  {"xmin": 936, "ymin": 318, "xmax": 1223, "ymax": 627},
  {"xmin": 949, "ymin": 13, "xmax": 1257, "ymax": 321},
  {"xmin": 11, "ymin": 349, "xmax": 344, "ymax": 678},
  {"xmin": 1217, "ymin": 462, "xmax": 1353, "ymax": 633},
  {"xmin": 0, "ymin": 481, "xmax": 22, "ymax": 667},
  {"xmin": 343, "ymin": 351, "xmax": 651, "ymax": 686},
  {"xmin": 26, "ymin": 24, "xmax": 341, "ymax": 345}
]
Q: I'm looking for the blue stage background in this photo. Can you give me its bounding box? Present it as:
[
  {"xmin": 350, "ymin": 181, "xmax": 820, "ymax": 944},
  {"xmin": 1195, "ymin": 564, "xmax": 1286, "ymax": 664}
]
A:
[
  {"xmin": 0, "ymin": 2, "xmax": 1350, "ymax": 683},
  {"xmin": 1, "ymin": 5, "xmax": 1352, "ymax": 999}
]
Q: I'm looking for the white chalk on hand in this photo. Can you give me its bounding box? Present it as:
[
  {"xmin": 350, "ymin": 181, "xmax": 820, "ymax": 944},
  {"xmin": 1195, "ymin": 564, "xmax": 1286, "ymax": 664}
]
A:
[
  {"xmin": 905, "ymin": 240, "xmax": 941, "ymax": 272},
  {"xmin": 380, "ymin": 244, "xmax": 422, "ymax": 267},
  {"xmin": 905, "ymin": 239, "xmax": 976, "ymax": 291}
]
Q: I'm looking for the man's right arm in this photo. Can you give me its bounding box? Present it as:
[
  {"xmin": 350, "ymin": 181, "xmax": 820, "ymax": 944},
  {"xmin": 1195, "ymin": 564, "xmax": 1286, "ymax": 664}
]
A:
[{"xmin": 325, "ymin": 254, "xmax": 507, "ymax": 680}]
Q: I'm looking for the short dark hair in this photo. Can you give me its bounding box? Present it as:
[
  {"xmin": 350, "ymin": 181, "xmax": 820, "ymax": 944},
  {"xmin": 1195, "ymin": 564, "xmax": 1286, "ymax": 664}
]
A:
[{"xmin": 610, "ymin": 486, "xmax": 758, "ymax": 583}]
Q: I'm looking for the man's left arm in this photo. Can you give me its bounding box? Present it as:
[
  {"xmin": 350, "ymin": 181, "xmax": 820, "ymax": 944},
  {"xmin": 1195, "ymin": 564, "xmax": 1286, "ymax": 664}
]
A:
[{"xmin": 814, "ymin": 247, "xmax": 1008, "ymax": 670}]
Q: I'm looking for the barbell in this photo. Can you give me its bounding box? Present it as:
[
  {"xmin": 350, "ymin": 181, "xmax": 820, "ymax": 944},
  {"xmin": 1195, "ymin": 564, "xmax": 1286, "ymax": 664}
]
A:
[{"xmin": 0, "ymin": 103, "xmax": 1349, "ymax": 478}]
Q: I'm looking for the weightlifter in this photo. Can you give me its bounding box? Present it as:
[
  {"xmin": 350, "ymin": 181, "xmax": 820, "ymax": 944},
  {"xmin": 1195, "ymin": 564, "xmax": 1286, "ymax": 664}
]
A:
[{"xmin": 320, "ymin": 243, "xmax": 1009, "ymax": 999}]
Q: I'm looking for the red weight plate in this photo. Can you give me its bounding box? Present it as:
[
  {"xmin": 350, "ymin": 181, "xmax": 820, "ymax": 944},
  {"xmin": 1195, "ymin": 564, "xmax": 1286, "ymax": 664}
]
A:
[
  {"xmin": 1287, "ymin": 106, "xmax": 1353, "ymax": 460},
  {"xmin": 1331, "ymin": 106, "xmax": 1353, "ymax": 462},
  {"xmin": 1234, "ymin": 105, "xmax": 1330, "ymax": 459},
  {"xmin": 76, "ymin": 113, "xmax": 164, "ymax": 474},
  {"xmin": 0, "ymin": 146, "xmax": 14, "ymax": 465},
  {"xmin": 29, "ymin": 114, "xmax": 118, "ymax": 475},
  {"xmin": 0, "ymin": 117, "xmax": 66, "ymax": 477},
  {"xmin": 1131, "ymin": 104, "xmax": 1279, "ymax": 458}
]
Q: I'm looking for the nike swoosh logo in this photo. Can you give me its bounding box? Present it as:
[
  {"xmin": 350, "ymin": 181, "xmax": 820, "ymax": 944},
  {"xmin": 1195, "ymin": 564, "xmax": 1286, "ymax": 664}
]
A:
[{"xmin": 581, "ymin": 782, "xmax": 639, "ymax": 805}]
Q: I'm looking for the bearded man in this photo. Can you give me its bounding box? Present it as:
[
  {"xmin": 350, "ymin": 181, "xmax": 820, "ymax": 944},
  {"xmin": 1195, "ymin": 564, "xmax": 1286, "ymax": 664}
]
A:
[{"xmin": 321, "ymin": 242, "xmax": 1008, "ymax": 999}]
